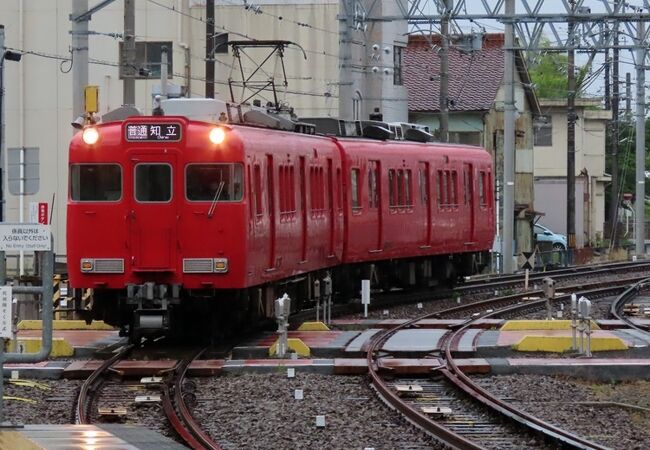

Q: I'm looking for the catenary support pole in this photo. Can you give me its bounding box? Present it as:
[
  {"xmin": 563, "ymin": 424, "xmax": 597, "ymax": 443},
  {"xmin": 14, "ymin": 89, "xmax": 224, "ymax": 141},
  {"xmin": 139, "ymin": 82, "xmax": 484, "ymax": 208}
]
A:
[
  {"xmin": 567, "ymin": 1, "xmax": 577, "ymax": 251},
  {"xmin": 502, "ymin": 0, "xmax": 515, "ymax": 273},
  {"xmin": 71, "ymin": 0, "xmax": 89, "ymax": 120},
  {"xmin": 123, "ymin": 0, "xmax": 135, "ymax": 105},
  {"xmin": 610, "ymin": 6, "xmax": 620, "ymax": 248},
  {"xmin": 635, "ymin": 20, "xmax": 646, "ymax": 256},
  {"xmin": 205, "ymin": 0, "xmax": 215, "ymax": 98},
  {"xmin": 439, "ymin": 0, "xmax": 451, "ymax": 143}
]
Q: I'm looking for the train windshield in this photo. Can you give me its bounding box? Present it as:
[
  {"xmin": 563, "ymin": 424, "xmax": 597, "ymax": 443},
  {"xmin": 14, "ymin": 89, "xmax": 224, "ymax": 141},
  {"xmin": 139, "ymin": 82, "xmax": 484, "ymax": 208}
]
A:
[
  {"xmin": 135, "ymin": 163, "xmax": 172, "ymax": 202},
  {"xmin": 70, "ymin": 164, "xmax": 122, "ymax": 201},
  {"xmin": 186, "ymin": 164, "xmax": 243, "ymax": 201}
]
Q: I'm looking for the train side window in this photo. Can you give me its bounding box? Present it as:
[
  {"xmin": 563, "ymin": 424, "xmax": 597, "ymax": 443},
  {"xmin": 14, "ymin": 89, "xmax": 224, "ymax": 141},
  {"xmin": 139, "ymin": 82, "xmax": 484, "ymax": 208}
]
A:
[
  {"xmin": 388, "ymin": 169, "xmax": 396, "ymax": 207},
  {"xmin": 419, "ymin": 167, "xmax": 428, "ymax": 205},
  {"xmin": 463, "ymin": 170, "xmax": 469, "ymax": 205},
  {"xmin": 136, "ymin": 163, "xmax": 172, "ymax": 202},
  {"xmin": 278, "ymin": 166, "xmax": 284, "ymax": 212},
  {"xmin": 397, "ymin": 170, "xmax": 404, "ymax": 206},
  {"xmin": 290, "ymin": 166, "xmax": 296, "ymax": 211},
  {"xmin": 254, "ymin": 165, "xmax": 263, "ymax": 215},
  {"xmin": 436, "ymin": 170, "xmax": 442, "ymax": 206},
  {"xmin": 351, "ymin": 168, "xmax": 361, "ymax": 209},
  {"xmin": 336, "ymin": 168, "xmax": 343, "ymax": 211},
  {"xmin": 70, "ymin": 164, "xmax": 122, "ymax": 201},
  {"xmin": 368, "ymin": 161, "xmax": 379, "ymax": 208},
  {"xmin": 441, "ymin": 171, "xmax": 448, "ymax": 206},
  {"xmin": 405, "ymin": 169, "xmax": 412, "ymax": 206},
  {"xmin": 310, "ymin": 166, "xmax": 325, "ymax": 213},
  {"xmin": 186, "ymin": 164, "xmax": 243, "ymax": 202},
  {"xmin": 451, "ymin": 171, "xmax": 458, "ymax": 206}
]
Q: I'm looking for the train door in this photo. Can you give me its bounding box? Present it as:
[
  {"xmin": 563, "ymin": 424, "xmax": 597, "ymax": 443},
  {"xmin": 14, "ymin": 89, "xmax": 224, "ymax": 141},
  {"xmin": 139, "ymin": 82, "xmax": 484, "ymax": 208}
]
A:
[
  {"xmin": 463, "ymin": 163, "xmax": 475, "ymax": 244},
  {"xmin": 129, "ymin": 154, "xmax": 177, "ymax": 271},
  {"xmin": 418, "ymin": 161, "xmax": 431, "ymax": 247},
  {"xmin": 327, "ymin": 158, "xmax": 335, "ymax": 256},
  {"xmin": 300, "ymin": 156, "xmax": 308, "ymax": 262},
  {"xmin": 266, "ymin": 155, "xmax": 276, "ymax": 269},
  {"xmin": 368, "ymin": 160, "xmax": 382, "ymax": 251}
]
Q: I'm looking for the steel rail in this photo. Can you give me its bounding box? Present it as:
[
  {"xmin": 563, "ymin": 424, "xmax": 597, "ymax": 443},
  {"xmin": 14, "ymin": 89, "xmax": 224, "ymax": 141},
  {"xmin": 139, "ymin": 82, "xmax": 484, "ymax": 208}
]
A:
[
  {"xmin": 161, "ymin": 347, "xmax": 223, "ymax": 450},
  {"xmin": 74, "ymin": 344, "xmax": 134, "ymax": 424},
  {"xmin": 610, "ymin": 278, "xmax": 650, "ymax": 335},
  {"xmin": 366, "ymin": 279, "xmax": 636, "ymax": 449}
]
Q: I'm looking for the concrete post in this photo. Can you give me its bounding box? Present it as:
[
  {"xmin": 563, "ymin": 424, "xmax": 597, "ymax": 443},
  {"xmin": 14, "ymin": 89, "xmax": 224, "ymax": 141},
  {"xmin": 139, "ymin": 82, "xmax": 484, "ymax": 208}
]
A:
[
  {"xmin": 502, "ymin": 0, "xmax": 516, "ymax": 273},
  {"xmin": 123, "ymin": 0, "xmax": 136, "ymax": 105},
  {"xmin": 71, "ymin": 0, "xmax": 89, "ymax": 120},
  {"xmin": 635, "ymin": 20, "xmax": 646, "ymax": 256}
]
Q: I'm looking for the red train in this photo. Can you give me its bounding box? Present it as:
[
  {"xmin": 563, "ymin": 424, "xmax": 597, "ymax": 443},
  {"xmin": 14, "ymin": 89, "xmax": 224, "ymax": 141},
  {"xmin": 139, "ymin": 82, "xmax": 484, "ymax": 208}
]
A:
[{"xmin": 67, "ymin": 102, "xmax": 495, "ymax": 340}]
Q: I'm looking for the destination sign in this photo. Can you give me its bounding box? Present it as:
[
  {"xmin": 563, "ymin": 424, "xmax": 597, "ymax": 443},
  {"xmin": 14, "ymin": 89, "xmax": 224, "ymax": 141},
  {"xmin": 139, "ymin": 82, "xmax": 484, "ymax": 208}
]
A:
[{"xmin": 125, "ymin": 123, "xmax": 182, "ymax": 142}]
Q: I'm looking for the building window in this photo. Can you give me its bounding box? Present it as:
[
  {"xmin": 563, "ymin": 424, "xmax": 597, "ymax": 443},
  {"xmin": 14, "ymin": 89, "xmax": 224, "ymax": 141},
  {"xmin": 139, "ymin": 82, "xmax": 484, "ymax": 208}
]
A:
[
  {"xmin": 449, "ymin": 131, "xmax": 482, "ymax": 146},
  {"xmin": 353, "ymin": 91, "xmax": 363, "ymax": 121},
  {"xmin": 534, "ymin": 115, "xmax": 553, "ymax": 146},
  {"xmin": 119, "ymin": 41, "xmax": 173, "ymax": 79},
  {"xmin": 393, "ymin": 46, "xmax": 403, "ymax": 85}
]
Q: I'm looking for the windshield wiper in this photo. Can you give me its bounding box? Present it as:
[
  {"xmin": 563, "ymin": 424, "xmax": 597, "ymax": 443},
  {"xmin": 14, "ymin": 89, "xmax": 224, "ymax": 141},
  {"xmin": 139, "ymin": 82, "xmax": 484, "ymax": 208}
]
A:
[{"xmin": 207, "ymin": 181, "xmax": 225, "ymax": 218}]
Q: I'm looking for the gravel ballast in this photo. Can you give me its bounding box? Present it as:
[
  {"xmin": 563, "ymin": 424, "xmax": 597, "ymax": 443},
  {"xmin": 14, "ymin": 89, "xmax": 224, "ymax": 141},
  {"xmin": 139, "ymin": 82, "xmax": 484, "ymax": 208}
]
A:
[
  {"xmin": 472, "ymin": 374, "xmax": 650, "ymax": 450},
  {"xmin": 192, "ymin": 372, "xmax": 448, "ymax": 450}
]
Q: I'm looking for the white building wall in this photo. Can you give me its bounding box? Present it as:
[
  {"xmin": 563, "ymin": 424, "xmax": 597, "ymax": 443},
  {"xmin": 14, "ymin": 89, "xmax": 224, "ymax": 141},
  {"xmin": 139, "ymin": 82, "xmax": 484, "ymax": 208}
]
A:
[{"xmin": 533, "ymin": 99, "xmax": 611, "ymax": 245}]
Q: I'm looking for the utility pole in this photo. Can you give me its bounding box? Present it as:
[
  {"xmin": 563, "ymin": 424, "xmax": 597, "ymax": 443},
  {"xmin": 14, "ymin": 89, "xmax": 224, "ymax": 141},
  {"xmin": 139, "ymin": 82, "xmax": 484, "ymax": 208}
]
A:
[
  {"xmin": 205, "ymin": 0, "xmax": 215, "ymax": 98},
  {"xmin": 502, "ymin": 0, "xmax": 515, "ymax": 273},
  {"xmin": 566, "ymin": 1, "xmax": 576, "ymax": 251},
  {"xmin": 123, "ymin": 0, "xmax": 135, "ymax": 105},
  {"xmin": 609, "ymin": 6, "xmax": 620, "ymax": 248},
  {"xmin": 439, "ymin": 0, "xmax": 451, "ymax": 143},
  {"xmin": 626, "ymin": 72, "xmax": 631, "ymax": 117},
  {"xmin": 635, "ymin": 19, "xmax": 646, "ymax": 256},
  {"xmin": 604, "ymin": 47, "xmax": 610, "ymax": 111},
  {"xmin": 71, "ymin": 0, "xmax": 89, "ymax": 119},
  {"xmin": 338, "ymin": 0, "xmax": 354, "ymax": 120}
]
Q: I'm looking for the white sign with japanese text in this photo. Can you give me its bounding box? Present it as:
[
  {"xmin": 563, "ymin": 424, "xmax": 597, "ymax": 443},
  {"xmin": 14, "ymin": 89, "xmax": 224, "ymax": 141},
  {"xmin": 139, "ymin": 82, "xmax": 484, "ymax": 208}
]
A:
[
  {"xmin": 0, "ymin": 224, "xmax": 51, "ymax": 251},
  {"xmin": 0, "ymin": 287, "xmax": 12, "ymax": 338}
]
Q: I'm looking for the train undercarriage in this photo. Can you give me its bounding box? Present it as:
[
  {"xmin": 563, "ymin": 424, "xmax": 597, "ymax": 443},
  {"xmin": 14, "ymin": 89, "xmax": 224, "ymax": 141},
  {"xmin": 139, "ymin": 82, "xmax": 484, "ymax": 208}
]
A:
[{"xmin": 86, "ymin": 251, "xmax": 490, "ymax": 344}]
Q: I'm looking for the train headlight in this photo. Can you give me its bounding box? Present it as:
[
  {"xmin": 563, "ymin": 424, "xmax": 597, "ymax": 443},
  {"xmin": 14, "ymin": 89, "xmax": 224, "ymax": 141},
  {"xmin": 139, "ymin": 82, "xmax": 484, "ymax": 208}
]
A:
[
  {"xmin": 209, "ymin": 127, "xmax": 226, "ymax": 145},
  {"xmin": 82, "ymin": 127, "xmax": 99, "ymax": 145},
  {"xmin": 214, "ymin": 258, "xmax": 229, "ymax": 273},
  {"xmin": 81, "ymin": 259, "xmax": 94, "ymax": 272}
]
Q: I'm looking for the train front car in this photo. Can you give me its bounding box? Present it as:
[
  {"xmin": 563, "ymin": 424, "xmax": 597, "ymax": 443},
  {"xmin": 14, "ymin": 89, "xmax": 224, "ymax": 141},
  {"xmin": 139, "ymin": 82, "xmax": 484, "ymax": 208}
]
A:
[{"xmin": 67, "ymin": 117, "xmax": 247, "ymax": 341}]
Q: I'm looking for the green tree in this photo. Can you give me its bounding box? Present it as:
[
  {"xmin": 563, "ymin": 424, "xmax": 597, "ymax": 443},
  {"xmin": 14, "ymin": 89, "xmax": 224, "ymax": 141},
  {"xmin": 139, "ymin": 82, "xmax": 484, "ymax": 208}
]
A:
[{"xmin": 527, "ymin": 41, "xmax": 590, "ymax": 99}]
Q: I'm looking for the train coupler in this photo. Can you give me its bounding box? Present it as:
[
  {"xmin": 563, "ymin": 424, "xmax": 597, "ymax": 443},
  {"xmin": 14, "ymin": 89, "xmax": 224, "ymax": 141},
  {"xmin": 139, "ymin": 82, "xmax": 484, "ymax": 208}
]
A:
[{"xmin": 126, "ymin": 283, "xmax": 180, "ymax": 337}]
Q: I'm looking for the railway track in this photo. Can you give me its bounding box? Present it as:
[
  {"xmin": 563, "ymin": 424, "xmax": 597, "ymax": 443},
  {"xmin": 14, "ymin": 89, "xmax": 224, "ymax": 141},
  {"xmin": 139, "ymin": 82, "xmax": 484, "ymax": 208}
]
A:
[
  {"xmin": 74, "ymin": 343, "xmax": 223, "ymax": 449},
  {"xmin": 610, "ymin": 277, "xmax": 650, "ymax": 335},
  {"xmin": 292, "ymin": 260, "xmax": 650, "ymax": 325},
  {"xmin": 366, "ymin": 274, "xmax": 642, "ymax": 449},
  {"xmin": 161, "ymin": 348, "xmax": 223, "ymax": 450},
  {"xmin": 74, "ymin": 344, "xmax": 134, "ymax": 424}
]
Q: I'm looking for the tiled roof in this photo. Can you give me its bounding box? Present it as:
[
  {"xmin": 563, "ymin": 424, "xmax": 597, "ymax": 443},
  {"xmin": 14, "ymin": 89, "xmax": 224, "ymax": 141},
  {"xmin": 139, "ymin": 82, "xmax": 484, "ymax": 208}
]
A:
[{"xmin": 405, "ymin": 34, "xmax": 506, "ymax": 113}]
